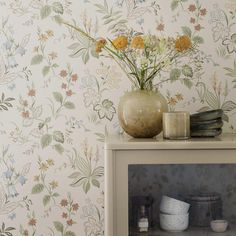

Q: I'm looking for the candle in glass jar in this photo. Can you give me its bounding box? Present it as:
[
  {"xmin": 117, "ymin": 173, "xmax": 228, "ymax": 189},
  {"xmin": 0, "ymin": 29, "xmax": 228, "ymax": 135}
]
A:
[{"xmin": 163, "ymin": 111, "xmax": 190, "ymax": 140}]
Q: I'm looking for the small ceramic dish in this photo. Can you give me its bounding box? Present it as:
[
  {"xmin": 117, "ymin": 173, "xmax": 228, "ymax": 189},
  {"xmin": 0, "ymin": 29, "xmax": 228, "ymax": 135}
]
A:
[
  {"xmin": 210, "ymin": 220, "xmax": 228, "ymax": 233},
  {"xmin": 160, "ymin": 195, "xmax": 190, "ymax": 215}
]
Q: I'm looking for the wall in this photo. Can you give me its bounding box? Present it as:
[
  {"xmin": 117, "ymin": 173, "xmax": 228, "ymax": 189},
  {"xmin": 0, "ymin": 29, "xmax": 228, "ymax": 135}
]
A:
[{"xmin": 0, "ymin": 0, "xmax": 236, "ymax": 235}]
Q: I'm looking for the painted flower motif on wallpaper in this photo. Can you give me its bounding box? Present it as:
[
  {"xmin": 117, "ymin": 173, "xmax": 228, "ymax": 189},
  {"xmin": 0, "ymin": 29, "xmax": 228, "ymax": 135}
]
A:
[
  {"xmin": 223, "ymin": 33, "xmax": 236, "ymax": 54},
  {"xmin": 196, "ymin": 74, "xmax": 236, "ymax": 122},
  {"xmin": 209, "ymin": 4, "xmax": 236, "ymax": 58},
  {"xmin": 49, "ymin": 194, "xmax": 78, "ymax": 236},
  {"xmin": 94, "ymin": 99, "xmax": 116, "ymax": 121},
  {"xmin": 31, "ymin": 157, "xmax": 59, "ymax": 210},
  {"xmin": 68, "ymin": 140, "xmax": 104, "ymax": 194},
  {"xmin": 224, "ymin": 60, "xmax": 236, "ymax": 88},
  {"xmin": 81, "ymin": 198, "xmax": 104, "ymax": 236}
]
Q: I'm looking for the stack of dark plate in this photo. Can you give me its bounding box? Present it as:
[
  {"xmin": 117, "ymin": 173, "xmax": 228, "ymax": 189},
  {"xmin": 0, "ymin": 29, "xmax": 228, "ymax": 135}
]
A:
[{"xmin": 190, "ymin": 109, "xmax": 223, "ymax": 137}]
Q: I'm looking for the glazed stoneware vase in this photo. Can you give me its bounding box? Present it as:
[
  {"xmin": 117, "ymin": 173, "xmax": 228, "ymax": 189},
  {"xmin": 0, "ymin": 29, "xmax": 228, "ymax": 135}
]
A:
[{"xmin": 118, "ymin": 90, "xmax": 168, "ymax": 138}]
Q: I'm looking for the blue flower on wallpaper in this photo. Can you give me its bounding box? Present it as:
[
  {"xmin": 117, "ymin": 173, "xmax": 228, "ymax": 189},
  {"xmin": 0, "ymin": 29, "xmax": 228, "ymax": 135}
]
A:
[
  {"xmin": 8, "ymin": 212, "xmax": 16, "ymax": 220},
  {"xmin": 3, "ymin": 169, "xmax": 13, "ymax": 179},
  {"xmin": 3, "ymin": 40, "xmax": 13, "ymax": 50},
  {"xmin": 16, "ymin": 46, "xmax": 26, "ymax": 56},
  {"xmin": 8, "ymin": 185, "xmax": 18, "ymax": 198},
  {"xmin": 7, "ymin": 55, "xmax": 18, "ymax": 68},
  {"xmin": 7, "ymin": 83, "xmax": 16, "ymax": 91},
  {"xmin": 18, "ymin": 175, "xmax": 27, "ymax": 186},
  {"xmin": 137, "ymin": 18, "xmax": 144, "ymax": 25}
]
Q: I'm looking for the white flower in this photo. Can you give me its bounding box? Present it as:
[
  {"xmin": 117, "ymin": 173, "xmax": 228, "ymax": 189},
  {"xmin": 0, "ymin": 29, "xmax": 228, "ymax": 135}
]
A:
[
  {"xmin": 84, "ymin": 217, "xmax": 103, "ymax": 236},
  {"xmin": 83, "ymin": 88, "xmax": 101, "ymax": 108},
  {"xmin": 212, "ymin": 22, "xmax": 230, "ymax": 42}
]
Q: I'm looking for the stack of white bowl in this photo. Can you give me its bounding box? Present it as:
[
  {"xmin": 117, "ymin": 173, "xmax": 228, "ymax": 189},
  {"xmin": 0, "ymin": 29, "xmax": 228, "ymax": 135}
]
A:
[{"xmin": 160, "ymin": 195, "xmax": 190, "ymax": 232}]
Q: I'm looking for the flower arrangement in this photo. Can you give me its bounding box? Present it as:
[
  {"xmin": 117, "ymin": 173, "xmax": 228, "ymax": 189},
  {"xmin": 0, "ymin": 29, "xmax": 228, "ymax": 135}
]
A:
[{"xmin": 64, "ymin": 22, "xmax": 194, "ymax": 91}]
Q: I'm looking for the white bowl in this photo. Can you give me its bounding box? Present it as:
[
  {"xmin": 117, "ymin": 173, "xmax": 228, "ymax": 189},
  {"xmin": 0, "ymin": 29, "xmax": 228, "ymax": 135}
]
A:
[
  {"xmin": 210, "ymin": 220, "xmax": 228, "ymax": 233},
  {"xmin": 160, "ymin": 195, "xmax": 190, "ymax": 215},
  {"xmin": 160, "ymin": 213, "xmax": 189, "ymax": 232}
]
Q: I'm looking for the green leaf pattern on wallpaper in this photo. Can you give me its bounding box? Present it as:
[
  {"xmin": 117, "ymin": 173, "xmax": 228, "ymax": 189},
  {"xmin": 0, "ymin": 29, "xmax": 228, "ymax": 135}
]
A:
[{"xmin": 0, "ymin": 0, "xmax": 236, "ymax": 234}]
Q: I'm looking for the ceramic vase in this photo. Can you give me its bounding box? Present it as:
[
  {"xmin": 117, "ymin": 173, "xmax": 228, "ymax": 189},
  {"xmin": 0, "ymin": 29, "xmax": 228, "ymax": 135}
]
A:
[{"xmin": 118, "ymin": 90, "xmax": 168, "ymax": 138}]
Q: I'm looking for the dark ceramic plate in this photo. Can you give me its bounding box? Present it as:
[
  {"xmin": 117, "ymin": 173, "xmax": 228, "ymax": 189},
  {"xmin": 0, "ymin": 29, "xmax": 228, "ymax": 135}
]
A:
[
  {"xmin": 191, "ymin": 118, "xmax": 223, "ymax": 130},
  {"xmin": 190, "ymin": 128, "xmax": 222, "ymax": 137},
  {"xmin": 190, "ymin": 109, "xmax": 223, "ymax": 122}
]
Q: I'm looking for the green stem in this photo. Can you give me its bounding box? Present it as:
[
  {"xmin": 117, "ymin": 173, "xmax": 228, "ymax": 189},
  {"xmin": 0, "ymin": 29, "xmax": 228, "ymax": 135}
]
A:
[{"xmin": 63, "ymin": 22, "xmax": 96, "ymax": 42}]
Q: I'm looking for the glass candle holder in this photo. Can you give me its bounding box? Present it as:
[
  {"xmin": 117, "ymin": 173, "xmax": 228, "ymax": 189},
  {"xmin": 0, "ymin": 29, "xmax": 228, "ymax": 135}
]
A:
[{"xmin": 163, "ymin": 111, "xmax": 190, "ymax": 140}]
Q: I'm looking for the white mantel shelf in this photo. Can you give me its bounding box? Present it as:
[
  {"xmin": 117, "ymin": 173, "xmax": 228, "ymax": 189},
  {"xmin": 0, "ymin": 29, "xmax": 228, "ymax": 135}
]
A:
[{"xmin": 105, "ymin": 133, "xmax": 236, "ymax": 150}]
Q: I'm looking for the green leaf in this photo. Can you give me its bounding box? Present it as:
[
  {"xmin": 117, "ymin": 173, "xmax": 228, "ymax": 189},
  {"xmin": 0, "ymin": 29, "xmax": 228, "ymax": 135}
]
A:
[
  {"xmin": 64, "ymin": 101, "xmax": 75, "ymax": 109},
  {"xmin": 65, "ymin": 231, "xmax": 76, "ymax": 236},
  {"xmin": 181, "ymin": 26, "xmax": 192, "ymax": 37},
  {"xmin": 41, "ymin": 134, "xmax": 52, "ymax": 148},
  {"xmin": 41, "ymin": 5, "xmax": 51, "ymax": 19},
  {"xmin": 53, "ymin": 131, "xmax": 64, "ymax": 143},
  {"xmin": 53, "ymin": 92, "xmax": 63, "ymax": 104},
  {"xmin": 43, "ymin": 195, "xmax": 51, "ymax": 206},
  {"xmin": 193, "ymin": 36, "xmax": 204, "ymax": 44},
  {"xmin": 53, "ymin": 192, "xmax": 60, "ymax": 197},
  {"xmin": 91, "ymin": 179, "xmax": 100, "ymax": 188},
  {"xmin": 82, "ymin": 50, "xmax": 90, "ymax": 64},
  {"xmin": 32, "ymin": 184, "xmax": 44, "ymax": 194},
  {"xmin": 54, "ymin": 144, "xmax": 64, "ymax": 154},
  {"xmin": 53, "ymin": 15, "xmax": 63, "ymax": 24},
  {"xmin": 31, "ymin": 55, "xmax": 43, "ymax": 65},
  {"xmin": 170, "ymin": 68, "xmax": 181, "ymax": 81},
  {"xmin": 42, "ymin": 66, "xmax": 50, "ymax": 76},
  {"xmin": 171, "ymin": 0, "xmax": 179, "ymax": 11},
  {"xmin": 83, "ymin": 181, "xmax": 90, "ymax": 194},
  {"xmin": 52, "ymin": 2, "xmax": 64, "ymax": 14},
  {"xmin": 182, "ymin": 65, "xmax": 193, "ymax": 77},
  {"xmin": 53, "ymin": 221, "xmax": 63, "ymax": 233},
  {"xmin": 182, "ymin": 78, "xmax": 193, "ymax": 89}
]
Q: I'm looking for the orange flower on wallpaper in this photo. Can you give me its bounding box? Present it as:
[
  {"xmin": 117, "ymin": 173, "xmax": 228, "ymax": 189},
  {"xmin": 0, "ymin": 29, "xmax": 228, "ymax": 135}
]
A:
[
  {"xmin": 175, "ymin": 35, "xmax": 192, "ymax": 52},
  {"xmin": 131, "ymin": 36, "xmax": 145, "ymax": 49},
  {"xmin": 95, "ymin": 38, "xmax": 107, "ymax": 53},
  {"xmin": 112, "ymin": 36, "xmax": 128, "ymax": 50}
]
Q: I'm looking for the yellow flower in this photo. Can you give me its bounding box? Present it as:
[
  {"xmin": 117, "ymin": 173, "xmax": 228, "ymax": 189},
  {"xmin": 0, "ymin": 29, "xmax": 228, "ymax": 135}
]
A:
[
  {"xmin": 34, "ymin": 175, "xmax": 40, "ymax": 181},
  {"xmin": 131, "ymin": 36, "xmax": 145, "ymax": 49},
  {"xmin": 49, "ymin": 180, "xmax": 58, "ymax": 189},
  {"xmin": 46, "ymin": 159, "xmax": 54, "ymax": 166},
  {"xmin": 39, "ymin": 162, "xmax": 48, "ymax": 172},
  {"xmin": 175, "ymin": 35, "xmax": 192, "ymax": 52},
  {"xmin": 95, "ymin": 38, "xmax": 107, "ymax": 53},
  {"xmin": 112, "ymin": 36, "xmax": 128, "ymax": 50}
]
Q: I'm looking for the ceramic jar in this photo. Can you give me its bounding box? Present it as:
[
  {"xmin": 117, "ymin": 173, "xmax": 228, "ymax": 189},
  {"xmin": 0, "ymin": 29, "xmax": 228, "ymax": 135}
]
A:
[
  {"xmin": 118, "ymin": 90, "xmax": 168, "ymax": 138},
  {"xmin": 187, "ymin": 193, "xmax": 222, "ymax": 227}
]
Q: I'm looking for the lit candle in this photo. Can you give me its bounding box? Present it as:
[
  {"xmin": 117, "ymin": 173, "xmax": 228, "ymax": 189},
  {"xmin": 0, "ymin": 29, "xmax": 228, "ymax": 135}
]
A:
[{"xmin": 163, "ymin": 111, "xmax": 190, "ymax": 140}]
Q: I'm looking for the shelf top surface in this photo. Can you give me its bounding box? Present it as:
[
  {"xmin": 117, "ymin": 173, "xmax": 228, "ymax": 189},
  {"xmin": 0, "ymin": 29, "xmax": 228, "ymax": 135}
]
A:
[{"xmin": 105, "ymin": 133, "xmax": 236, "ymax": 150}]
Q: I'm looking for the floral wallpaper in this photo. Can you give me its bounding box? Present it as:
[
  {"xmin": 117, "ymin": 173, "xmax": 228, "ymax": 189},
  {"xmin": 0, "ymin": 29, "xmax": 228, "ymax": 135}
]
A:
[{"xmin": 0, "ymin": 0, "xmax": 236, "ymax": 235}]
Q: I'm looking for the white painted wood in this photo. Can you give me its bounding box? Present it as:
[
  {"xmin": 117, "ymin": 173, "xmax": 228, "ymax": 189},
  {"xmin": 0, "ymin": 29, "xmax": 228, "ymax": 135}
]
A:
[
  {"xmin": 105, "ymin": 133, "xmax": 236, "ymax": 150},
  {"xmin": 104, "ymin": 133, "xmax": 236, "ymax": 236}
]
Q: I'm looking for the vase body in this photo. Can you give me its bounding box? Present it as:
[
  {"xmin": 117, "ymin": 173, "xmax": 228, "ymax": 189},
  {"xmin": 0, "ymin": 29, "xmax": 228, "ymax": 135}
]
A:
[{"xmin": 118, "ymin": 90, "xmax": 168, "ymax": 138}]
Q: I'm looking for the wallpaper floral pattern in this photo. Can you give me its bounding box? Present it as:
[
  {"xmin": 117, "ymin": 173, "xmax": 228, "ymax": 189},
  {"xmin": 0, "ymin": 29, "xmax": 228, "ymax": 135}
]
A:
[{"xmin": 0, "ymin": 0, "xmax": 236, "ymax": 235}]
